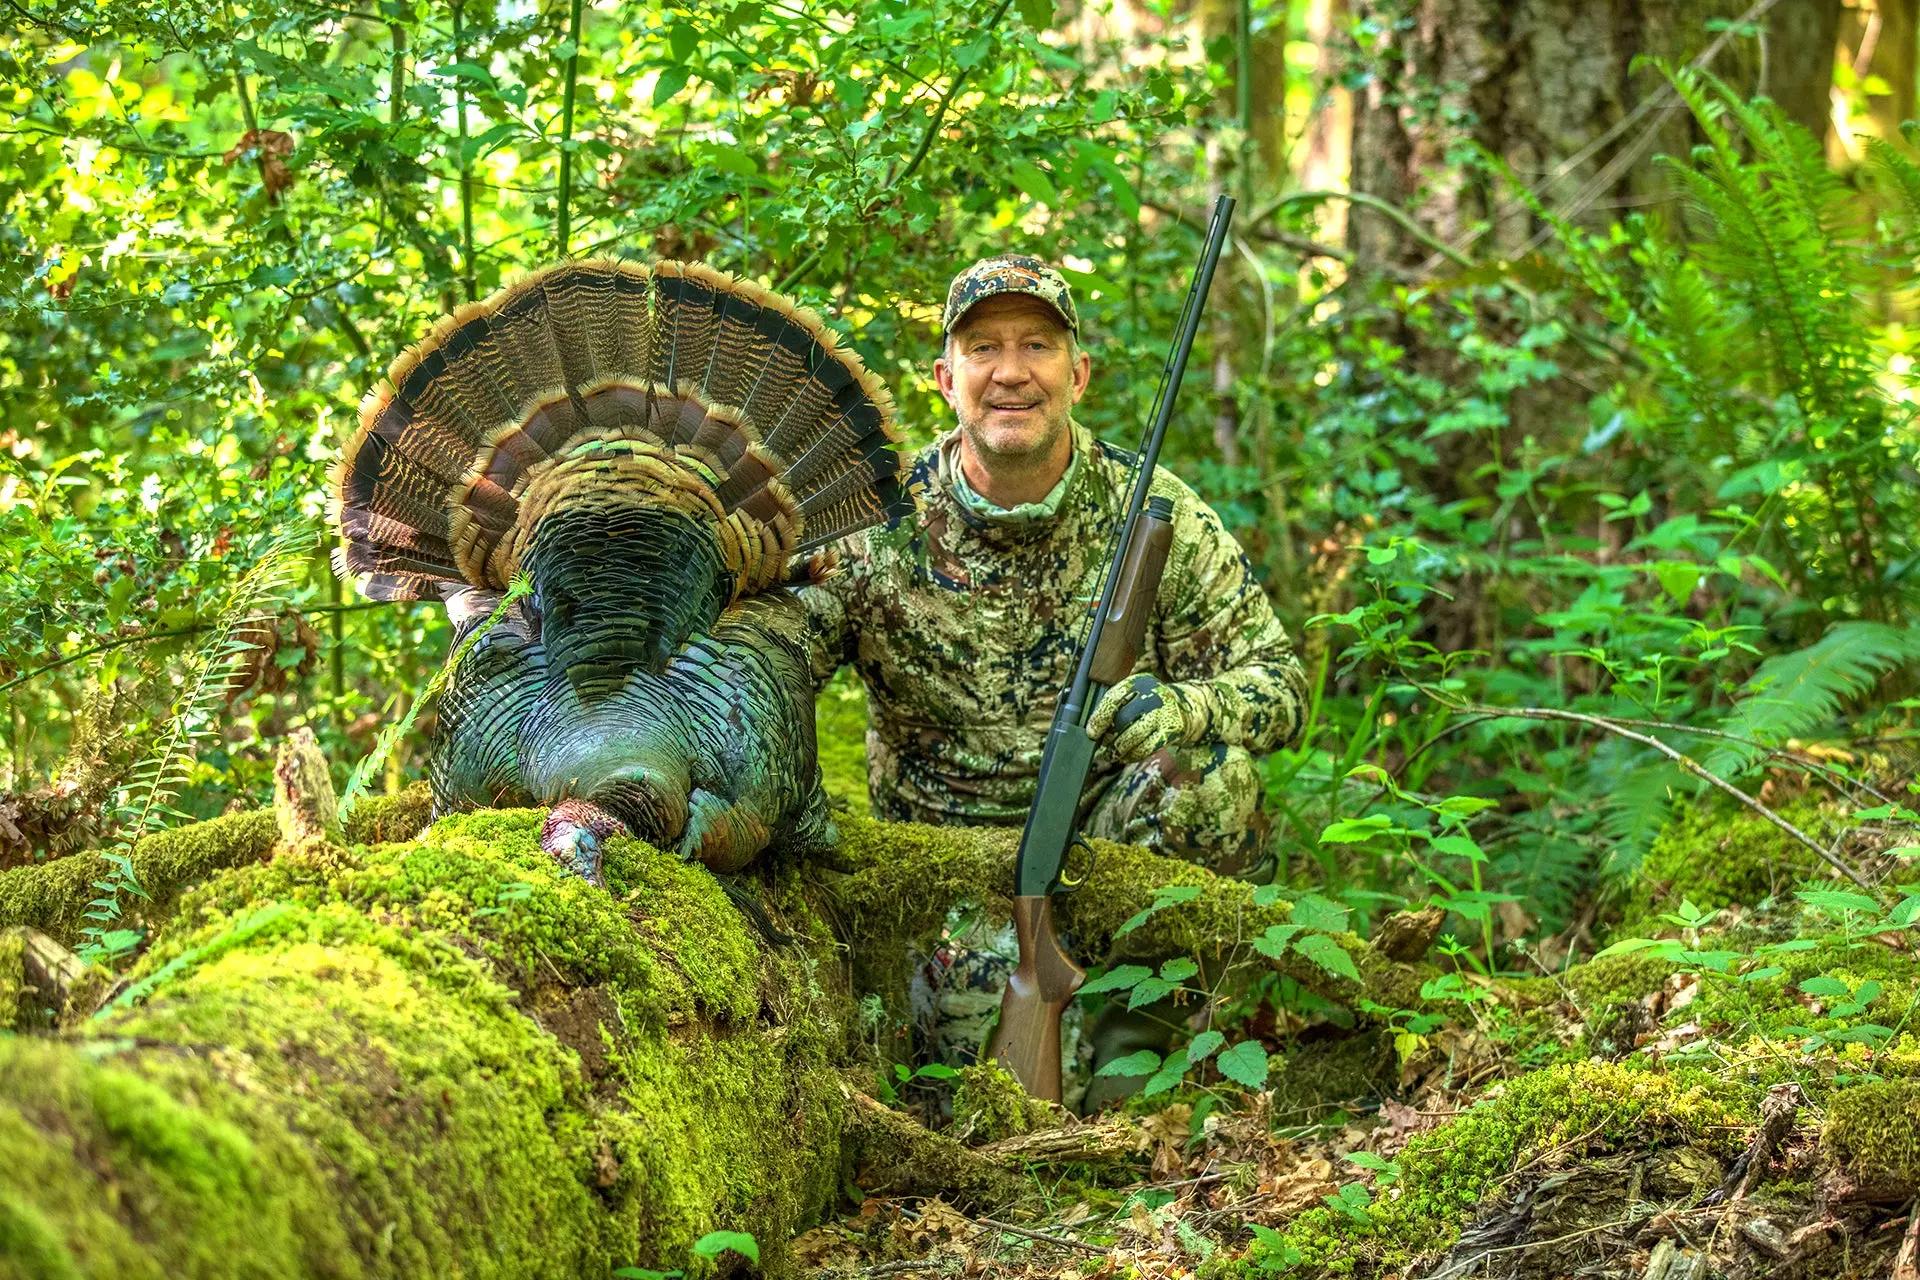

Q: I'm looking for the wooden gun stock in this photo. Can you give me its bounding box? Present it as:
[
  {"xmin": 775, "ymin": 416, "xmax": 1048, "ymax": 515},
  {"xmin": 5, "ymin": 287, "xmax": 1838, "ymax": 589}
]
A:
[{"xmin": 986, "ymin": 895, "xmax": 1086, "ymax": 1102}]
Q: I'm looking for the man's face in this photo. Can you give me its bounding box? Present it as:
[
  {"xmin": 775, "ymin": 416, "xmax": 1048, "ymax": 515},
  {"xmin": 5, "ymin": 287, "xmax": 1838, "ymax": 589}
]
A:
[{"xmin": 934, "ymin": 294, "xmax": 1091, "ymax": 466}]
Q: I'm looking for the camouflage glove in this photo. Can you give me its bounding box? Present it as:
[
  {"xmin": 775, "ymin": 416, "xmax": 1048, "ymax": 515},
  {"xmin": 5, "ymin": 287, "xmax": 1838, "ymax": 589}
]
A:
[{"xmin": 1086, "ymin": 674, "xmax": 1207, "ymax": 764}]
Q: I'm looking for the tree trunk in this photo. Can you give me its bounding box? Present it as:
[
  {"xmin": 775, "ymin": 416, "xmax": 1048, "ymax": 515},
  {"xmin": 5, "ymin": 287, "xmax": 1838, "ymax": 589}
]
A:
[{"xmin": 1348, "ymin": 0, "xmax": 1844, "ymax": 275}]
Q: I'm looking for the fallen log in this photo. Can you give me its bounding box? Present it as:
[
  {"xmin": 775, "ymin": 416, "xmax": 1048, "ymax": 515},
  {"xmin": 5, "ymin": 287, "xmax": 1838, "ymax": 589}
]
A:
[{"xmin": 0, "ymin": 803, "xmax": 1492, "ymax": 1276}]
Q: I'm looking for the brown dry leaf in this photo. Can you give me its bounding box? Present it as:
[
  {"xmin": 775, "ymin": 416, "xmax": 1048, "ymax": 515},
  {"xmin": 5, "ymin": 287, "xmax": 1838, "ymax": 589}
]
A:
[
  {"xmin": 1376, "ymin": 1098, "xmax": 1441, "ymax": 1144},
  {"xmin": 223, "ymin": 128, "xmax": 297, "ymax": 201}
]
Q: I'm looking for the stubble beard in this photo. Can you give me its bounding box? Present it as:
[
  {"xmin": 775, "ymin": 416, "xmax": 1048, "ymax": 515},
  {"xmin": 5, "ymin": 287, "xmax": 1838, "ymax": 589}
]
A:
[{"xmin": 957, "ymin": 402, "xmax": 1073, "ymax": 479}]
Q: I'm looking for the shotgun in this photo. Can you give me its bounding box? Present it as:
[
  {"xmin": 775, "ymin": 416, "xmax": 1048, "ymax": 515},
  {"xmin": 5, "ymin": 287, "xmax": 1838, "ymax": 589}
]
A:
[{"xmin": 986, "ymin": 193, "xmax": 1236, "ymax": 1102}]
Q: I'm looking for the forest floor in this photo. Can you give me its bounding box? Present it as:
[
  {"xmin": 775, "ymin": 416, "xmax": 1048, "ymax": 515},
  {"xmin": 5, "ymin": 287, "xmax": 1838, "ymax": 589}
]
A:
[{"xmin": 804, "ymin": 685, "xmax": 1920, "ymax": 1280}]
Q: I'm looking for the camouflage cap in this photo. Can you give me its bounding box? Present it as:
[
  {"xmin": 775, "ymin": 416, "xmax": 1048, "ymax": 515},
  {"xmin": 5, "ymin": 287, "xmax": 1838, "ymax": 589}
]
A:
[{"xmin": 941, "ymin": 254, "xmax": 1080, "ymax": 336}]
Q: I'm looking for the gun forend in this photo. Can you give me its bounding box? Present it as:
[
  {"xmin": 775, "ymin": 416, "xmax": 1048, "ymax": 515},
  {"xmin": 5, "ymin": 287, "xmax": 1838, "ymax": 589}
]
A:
[{"xmin": 1087, "ymin": 495, "xmax": 1176, "ymax": 688}]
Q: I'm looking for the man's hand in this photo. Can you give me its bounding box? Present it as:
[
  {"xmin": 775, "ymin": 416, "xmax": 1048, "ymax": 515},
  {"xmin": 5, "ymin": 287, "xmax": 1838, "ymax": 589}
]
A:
[{"xmin": 1087, "ymin": 674, "xmax": 1205, "ymax": 764}]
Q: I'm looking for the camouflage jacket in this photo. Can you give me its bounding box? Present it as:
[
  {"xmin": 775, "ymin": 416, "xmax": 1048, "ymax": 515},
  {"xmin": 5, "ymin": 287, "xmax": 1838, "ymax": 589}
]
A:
[{"xmin": 799, "ymin": 421, "xmax": 1308, "ymax": 825}]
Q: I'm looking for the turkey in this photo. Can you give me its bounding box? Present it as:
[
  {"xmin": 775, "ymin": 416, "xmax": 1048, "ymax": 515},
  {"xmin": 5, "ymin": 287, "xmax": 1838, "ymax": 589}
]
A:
[{"xmin": 332, "ymin": 258, "xmax": 907, "ymax": 883}]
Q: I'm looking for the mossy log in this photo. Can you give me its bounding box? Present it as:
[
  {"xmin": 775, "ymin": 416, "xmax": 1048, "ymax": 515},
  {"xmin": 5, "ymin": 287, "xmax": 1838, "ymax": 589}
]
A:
[{"xmin": 0, "ymin": 802, "xmax": 1583, "ymax": 1277}]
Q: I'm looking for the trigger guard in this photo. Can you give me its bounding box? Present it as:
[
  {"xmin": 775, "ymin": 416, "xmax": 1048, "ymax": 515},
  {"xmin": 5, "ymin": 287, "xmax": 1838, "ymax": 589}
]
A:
[{"xmin": 1056, "ymin": 836, "xmax": 1096, "ymax": 892}]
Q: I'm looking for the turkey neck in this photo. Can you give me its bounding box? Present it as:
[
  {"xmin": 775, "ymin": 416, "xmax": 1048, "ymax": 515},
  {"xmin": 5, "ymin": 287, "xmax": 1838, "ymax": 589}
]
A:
[{"xmin": 520, "ymin": 500, "xmax": 731, "ymax": 700}]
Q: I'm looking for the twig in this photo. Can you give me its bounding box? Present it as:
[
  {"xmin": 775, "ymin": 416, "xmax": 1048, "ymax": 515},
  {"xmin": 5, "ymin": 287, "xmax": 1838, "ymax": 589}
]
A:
[
  {"xmin": 887, "ymin": 0, "xmax": 1015, "ymax": 197},
  {"xmin": 0, "ymin": 600, "xmax": 413, "ymax": 697},
  {"xmin": 974, "ymin": 1217, "xmax": 1106, "ymax": 1255},
  {"xmin": 1249, "ymin": 189, "xmax": 1473, "ymax": 267},
  {"xmin": 453, "ymin": 0, "xmax": 478, "ymax": 301},
  {"xmin": 1456, "ymin": 703, "xmax": 1875, "ymax": 889}
]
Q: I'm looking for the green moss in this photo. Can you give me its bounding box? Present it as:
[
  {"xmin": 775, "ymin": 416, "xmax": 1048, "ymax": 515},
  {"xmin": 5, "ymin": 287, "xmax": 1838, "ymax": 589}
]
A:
[
  {"xmin": 826, "ymin": 815, "xmax": 1432, "ymax": 1024},
  {"xmin": 951, "ymin": 1061, "xmax": 1055, "ymax": 1143},
  {"xmin": 1244, "ymin": 1061, "xmax": 1747, "ymax": 1274},
  {"xmin": 1823, "ymin": 1080, "xmax": 1920, "ymax": 1196},
  {"xmin": 1618, "ymin": 797, "xmax": 1837, "ymax": 933},
  {"xmin": 0, "ymin": 928, "xmax": 23, "ymax": 1030},
  {"xmin": 2, "ymin": 806, "xmax": 858, "ymax": 1276},
  {"xmin": 0, "ymin": 808, "xmax": 276, "ymax": 944},
  {"xmin": 0, "ymin": 785, "xmax": 431, "ymax": 949}
]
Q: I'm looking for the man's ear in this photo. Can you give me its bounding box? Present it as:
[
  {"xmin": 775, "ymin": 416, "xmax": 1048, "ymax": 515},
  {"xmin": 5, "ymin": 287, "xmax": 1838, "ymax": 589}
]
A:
[
  {"xmin": 1069, "ymin": 347, "xmax": 1091, "ymax": 403},
  {"xmin": 934, "ymin": 355, "xmax": 959, "ymax": 409}
]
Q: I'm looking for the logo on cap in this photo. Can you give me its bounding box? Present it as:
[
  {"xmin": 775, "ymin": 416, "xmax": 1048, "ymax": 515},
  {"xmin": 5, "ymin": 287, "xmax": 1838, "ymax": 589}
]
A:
[{"xmin": 942, "ymin": 254, "xmax": 1079, "ymax": 335}]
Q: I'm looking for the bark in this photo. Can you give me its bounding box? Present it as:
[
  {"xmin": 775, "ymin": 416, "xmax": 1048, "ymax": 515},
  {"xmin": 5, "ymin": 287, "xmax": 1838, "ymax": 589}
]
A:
[{"xmin": 1348, "ymin": 0, "xmax": 1845, "ymax": 275}]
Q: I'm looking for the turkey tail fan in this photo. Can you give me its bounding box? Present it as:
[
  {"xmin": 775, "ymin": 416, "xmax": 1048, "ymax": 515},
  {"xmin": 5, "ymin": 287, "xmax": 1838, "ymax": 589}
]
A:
[{"xmin": 331, "ymin": 257, "xmax": 909, "ymax": 604}]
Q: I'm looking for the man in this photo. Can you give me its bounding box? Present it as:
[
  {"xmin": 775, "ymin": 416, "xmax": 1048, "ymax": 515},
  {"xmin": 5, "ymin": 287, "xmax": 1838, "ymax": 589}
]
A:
[{"xmin": 801, "ymin": 254, "xmax": 1308, "ymax": 1100}]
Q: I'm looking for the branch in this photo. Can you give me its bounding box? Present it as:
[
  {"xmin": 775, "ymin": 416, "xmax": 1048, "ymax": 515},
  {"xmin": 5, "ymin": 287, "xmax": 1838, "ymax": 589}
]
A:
[
  {"xmin": 1454, "ymin": 704, "xmax": 1875, "ymax": 888},
  {"xmin": 1250, "ymin": 189, "xmax": 1474, "ymax": 268},
  {"xmin": 0, "ymin": 601, "xmax": 411, "ymax": 697},
  {"xmin": 773, "ymin": 0, "xmax": 1016, "ymax": 293}
]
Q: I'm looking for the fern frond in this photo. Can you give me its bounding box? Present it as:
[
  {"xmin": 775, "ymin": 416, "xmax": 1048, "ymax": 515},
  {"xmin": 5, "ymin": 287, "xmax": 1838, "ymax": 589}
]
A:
[
  {"xmin": 1705, "ymin": 621, "xmax": 1920, "ymax": 777},
  {"xmin": 75, "ymin": 526, "xmax": 313, "ymax": 965},
  {"xmin": 1598, "ymin": 759, "xmax": 1683, "ymax": 881},
  {"xmin": 1866, "ymin": 137, "xmax": 1920, "ymax": 224},
  {"xmin": 336, "ymin": 572, "xmax": 533, "ymax": 823}
]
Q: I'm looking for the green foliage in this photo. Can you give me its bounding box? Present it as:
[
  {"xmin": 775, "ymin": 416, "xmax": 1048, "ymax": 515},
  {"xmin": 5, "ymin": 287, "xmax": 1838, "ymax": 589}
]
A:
[{"xmin": 76, "ymin": 527, "xmax": 308, "ymax": 964}]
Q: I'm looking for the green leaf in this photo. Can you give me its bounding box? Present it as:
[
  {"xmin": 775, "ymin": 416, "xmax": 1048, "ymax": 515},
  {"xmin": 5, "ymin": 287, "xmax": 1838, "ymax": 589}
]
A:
[
  {"xmin": 460, "ymin": 121, "xmax": 521, "ymax": 167},
  {"xmin": 1128, "ymin": 976, "xmax": 1178, "ymax": 1009},
  {"xmin": 1652, "ymin": 560, "xmax": 1702, "ymax": 602},
  {"xmin": 1114, "ymin": 884, "xmax": 1203, "ymax": 936},
  {"xmin": 1854, "ymin": 980, "xmax": 1883, "ymax": 1006},
  {"xmin": 1250, "ymin": 923, "xmax": 1301, "ymax": 959},
  {"xmin": 1295, "ymin": 933, "xmax": 1361, "ymax": 982},
  {"xmin": 652, "ymin": 65, "xmax": 692, "ymax": 106},
  {"xmin": 1437, "ymin": 794, "xmax": 1500, "ymax": 817},
  {"xmin": 1796, "ymin": 889, "xmax": 1882, "ymax": 915},
  {"xmin": 1008, "ymin": 159, "xmax": 1059, "ymax": 206},
  {"xmin": 1248, "ymin": 1222, "xmax": 1302, "ymax": 1269},
  {"xmin": 1186, "ymin": 1029, "xmax": 1225, "ymax": 1062},
  {"xmin": 667, "ymin": 20, "xmax": 699, "ymax": 62},
  {"xmin": 1320, "ymin": 815, "xmax": 1393, "ymax": 844},
  {"xmin": 1798, "ymin": 975, "xmax": 1851, "ymax": 997},
  {"xmin": 913, "ymin": 1062, "xmax": 961, "ymax": 1080},
  {"xmin": 1079, "ymin": 963, "xmax": 1151, "ymax": 995},
  {"xmin": 1016, "ymin": 0, "xmax": 1053, "ymax": 29},
  {"xmin": 1251, "ymin": 883, "xmax": 1286, "ymax": 907},
  {"xmin": 1429, "ymin": 834, "xmax": 1485, "ymax": 861},
  {"xmin": 698, "ymin": 144, "xmax": 760, "ymax": 178},
  {"xmin": 1159, "ymin": 956, "xmax": 1199, "ymax": 982},
  {"xmin": 691, "ymin": 1231, "xmax": 758, "ymax": 1264},
  {"xmin": 431, "ymin": 61, "xmax": 496, "ymax": 90},
  {"xmin": 1215, "ymin": 1040, "xmax": 1270, "ymax": 1089},
  {"xmin": 1097, "ymin": 1049, "xmax": 1162, "ymax": 1078},
  {"xmin": 1289, "ymin": 893, "xmax": 1349, "ymax": 934},
  {"xmin": 1142, "ymin": 1046, "xmax": 1189, "ymax": 1096},
  {"xmin": 1592, "ymin": 937, "xmax": 1664, "ymax": 959}
]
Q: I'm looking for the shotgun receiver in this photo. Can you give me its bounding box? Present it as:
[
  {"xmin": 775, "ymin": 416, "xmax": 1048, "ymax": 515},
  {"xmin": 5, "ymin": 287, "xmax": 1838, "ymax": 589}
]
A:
[{"xmin": 986, "ymin": 194, "xmax": 1236, "ymax": 1102}]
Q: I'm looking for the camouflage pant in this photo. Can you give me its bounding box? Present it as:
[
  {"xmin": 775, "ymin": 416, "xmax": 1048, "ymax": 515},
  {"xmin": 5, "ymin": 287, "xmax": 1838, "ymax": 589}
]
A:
[
  {"xmin": 1080, "ymin": 742, "xmax": 1272, "ymax": 879},
  {"xmin": 912, "ymin": 742, "xmax": 1269, "ymax": 1107}
]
